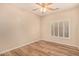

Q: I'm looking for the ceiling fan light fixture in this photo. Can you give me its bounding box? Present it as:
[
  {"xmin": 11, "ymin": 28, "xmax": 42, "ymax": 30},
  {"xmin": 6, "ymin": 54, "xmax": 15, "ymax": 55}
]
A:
[
  {"xmin": 40, "ymin": 7, "xmax": 43, "ymax": 12},
  {"xmin": 40, "ymin": 7, "xmax": 47, "ymax": 13},
  {"xmin": 43, "ymin": 8, "xmax": 47, "ymax": 12}
]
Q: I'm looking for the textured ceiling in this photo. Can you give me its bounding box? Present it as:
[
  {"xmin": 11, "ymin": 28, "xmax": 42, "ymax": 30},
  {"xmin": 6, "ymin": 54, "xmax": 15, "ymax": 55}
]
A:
[{"xmin": 14, "ymin": 3, "xmax": 79, "ymax": 16}]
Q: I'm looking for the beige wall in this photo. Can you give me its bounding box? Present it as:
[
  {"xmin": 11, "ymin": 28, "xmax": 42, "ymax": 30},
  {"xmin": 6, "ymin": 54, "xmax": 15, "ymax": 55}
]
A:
[
  {"xmin": 0, "ymin": 4, "xmax": 40, "ymax": 53},
  {"xmin": 41, "ymin": 7, "xmax": 79, "ymax": 47},
  {"xmin": 0, "ymin": 4, "xmax": 79, "ymax": 53}
]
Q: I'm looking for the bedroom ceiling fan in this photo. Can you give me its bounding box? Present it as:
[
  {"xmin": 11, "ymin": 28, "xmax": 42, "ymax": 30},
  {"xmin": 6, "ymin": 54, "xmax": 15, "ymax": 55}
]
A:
[{"xmin": 33, "ymin": 3, "xmax": 59, "ymax": 14}]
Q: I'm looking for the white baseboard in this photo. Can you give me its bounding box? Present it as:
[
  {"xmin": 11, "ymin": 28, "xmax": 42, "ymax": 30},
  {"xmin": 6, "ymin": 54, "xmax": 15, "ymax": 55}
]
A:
[
  {"xmin": 0, "ymin": 39, "xmax": 40, "ymax": 54},
  {"xmin": 0, "ymin": 39, "xmax": 79, "ymax": 55},
  {"xmin": 42, "ymin": 39, "xmax": 79, "ymax": 49}
]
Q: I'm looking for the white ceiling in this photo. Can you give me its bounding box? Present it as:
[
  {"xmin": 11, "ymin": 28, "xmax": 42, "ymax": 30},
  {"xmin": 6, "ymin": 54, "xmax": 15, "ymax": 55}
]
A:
[{"xmin": 14, "ymin": 3, "xmax": 79, "ymax": 16}]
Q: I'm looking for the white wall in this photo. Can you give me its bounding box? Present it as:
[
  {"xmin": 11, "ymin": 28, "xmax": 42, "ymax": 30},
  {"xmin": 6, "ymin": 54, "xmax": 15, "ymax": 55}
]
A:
[
  {"xmin": 41, "ymin": 7, "xmax": 79, "ymax": 47},
  {"xmin": 0, "ymin": 4, "xmax": 40, "ymax": 53}
]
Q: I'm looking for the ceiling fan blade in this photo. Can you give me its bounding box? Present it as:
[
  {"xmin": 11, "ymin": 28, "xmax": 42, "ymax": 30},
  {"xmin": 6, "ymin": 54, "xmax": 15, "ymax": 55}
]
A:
[
  {"xmin": 47, "ymin": 7, "xmax": 59, "ymax": 11},
  {"xmin": 47, "ymin": 3, "xmax": 52, "ymax": 5},
  {"xmin": 32, "ymin": 8, "xmax": 39, "ymax": 11},
  {"xmin": 36, "ymin": 3, "xmax": 42, "ymax": 6},
  {"xmin": 42, "ymin": 3, "xmax": 45, "ymax": 6},
  {"xmin": 36, "ymin": 3, "xmax": 45, "ymax": 7}
]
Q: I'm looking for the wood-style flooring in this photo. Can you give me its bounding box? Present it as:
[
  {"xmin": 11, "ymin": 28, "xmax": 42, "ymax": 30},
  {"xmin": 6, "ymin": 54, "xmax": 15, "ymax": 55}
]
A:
[{"xmin": 0, "ymin": 40, "xmax": 79, "ymax": 56}]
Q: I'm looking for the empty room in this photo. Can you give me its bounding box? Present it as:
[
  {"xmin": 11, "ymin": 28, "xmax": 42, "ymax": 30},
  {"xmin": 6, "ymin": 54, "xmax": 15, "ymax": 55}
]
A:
[{"xmin": 0, "ymin": 3, "xmax": 79, "ymax": 56}]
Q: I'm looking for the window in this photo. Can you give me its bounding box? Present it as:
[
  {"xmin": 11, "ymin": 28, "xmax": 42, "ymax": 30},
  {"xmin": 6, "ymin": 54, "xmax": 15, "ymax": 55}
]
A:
[
  {"xmin": 59, "ymin": 22, "xmax": 63, "ymax": 37},
  {"xmin": 54, "ymin": 23, "xmax": 58, "ymax": 36},
  {"xmin": 51, "ymin": 21, "xmax": 69, "ymax": 38},
  {"xmin": 64, "ymin": 21, "xmax": 69, "ymax": 37}
]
